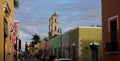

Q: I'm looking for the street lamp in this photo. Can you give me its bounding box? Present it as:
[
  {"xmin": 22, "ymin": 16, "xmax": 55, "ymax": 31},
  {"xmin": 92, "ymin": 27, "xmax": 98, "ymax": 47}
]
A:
[
  {"xmin": 90, "ymin": 41, "xmax": 99, "ymax": 61},
  {"xmin": 72, "ymin": 42, "xmax": 76, "ymax": 61}
]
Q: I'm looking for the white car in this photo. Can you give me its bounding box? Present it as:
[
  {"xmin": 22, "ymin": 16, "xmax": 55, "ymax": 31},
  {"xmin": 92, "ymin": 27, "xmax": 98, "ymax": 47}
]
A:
[{"xmin": 59, "ymin": 58, "xmax": 72, "ymax": 61}]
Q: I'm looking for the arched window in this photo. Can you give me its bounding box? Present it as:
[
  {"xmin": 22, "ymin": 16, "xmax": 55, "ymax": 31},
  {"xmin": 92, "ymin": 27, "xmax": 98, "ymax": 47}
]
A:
[{"xmin": 55, "ymin": 19, "xmax": 56, "ymax": 23}]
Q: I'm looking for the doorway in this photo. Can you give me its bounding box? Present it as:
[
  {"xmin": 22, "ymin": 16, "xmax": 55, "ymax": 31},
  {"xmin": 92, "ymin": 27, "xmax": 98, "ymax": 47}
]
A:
[{"xmin": 110, "ymin": 19, "xmax": 118, "ymax": 51}]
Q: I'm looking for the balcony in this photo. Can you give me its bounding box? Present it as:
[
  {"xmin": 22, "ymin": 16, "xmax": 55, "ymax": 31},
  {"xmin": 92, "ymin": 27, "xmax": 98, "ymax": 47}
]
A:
[
  {"xmin": 105, "ymin": 42, "xmax": 118, "ymax": 53},
  {"xmin": 4, "ymin": 1, "xmax": 11, "ymax": 16},
  {"xmin": 4, "ymin": 19, "xmax": 8, "ymax": 38}
]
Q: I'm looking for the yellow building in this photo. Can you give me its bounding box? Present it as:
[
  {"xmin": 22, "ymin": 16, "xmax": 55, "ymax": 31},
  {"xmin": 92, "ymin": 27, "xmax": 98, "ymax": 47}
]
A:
[
  {"xmin": 0, "ymin": 0, "xmax": 14, "ymax": 61},
  {"xmin": 28, "ymin": 41, "xmax": 46, "ymax": 54},
  {"xmin": 68, "ymin": 26, "xmax": 102, "ymax": 61},
  {"xmin": 0, "ymin": 0, "xmax": 4, "ymax": 61},
  {"xmin": 35, "ymin": 40, "xmax": 46, "ymax": 51},
  {"xmin": 78, "ymin": 27, "xmax": 102, "ymax": 61},
  {"xmin": 50, "ymin": 26, "xmax": 102, "ymax": 61}
]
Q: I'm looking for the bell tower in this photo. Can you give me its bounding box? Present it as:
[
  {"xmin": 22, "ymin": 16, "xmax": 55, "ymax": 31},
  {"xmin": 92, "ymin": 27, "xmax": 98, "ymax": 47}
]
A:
[{"xmin": 49, "ymin": 12, "xmax": 59, "ymax": 39}]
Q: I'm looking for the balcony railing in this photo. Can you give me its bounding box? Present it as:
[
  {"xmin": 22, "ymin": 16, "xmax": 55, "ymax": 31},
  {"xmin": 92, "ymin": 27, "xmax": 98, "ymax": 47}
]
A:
[
  {"xmin": 4, "ymin": 1, "xmax": 11, "ymax": 16},
  {"xmin": 105, "ymin": 42, "xmax": 118, "ymax": 53}
]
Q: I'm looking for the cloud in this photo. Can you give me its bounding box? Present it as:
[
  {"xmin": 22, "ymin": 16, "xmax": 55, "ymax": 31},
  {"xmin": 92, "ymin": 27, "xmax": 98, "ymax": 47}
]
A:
[
  {"xmin": 61, "ymin": 26, "xmax": 74, "ymax": 33},
  {"xmin": 40, "ymin": 33, "xmax": 48, "ymax": 39},
  {"xmin": 15, "ymin": 0, "xmax": 101, "ymax": 50},
  {"xmin": 19, "ymin": 30, "xmax": 32, "ymax": 50},
  {"xmin": 56, "ymin": 1, "xmax": 101, "ymax": 26},
  {"xmin": 20, "ymin": 25, "xmax": 38, "ymax": 34}
]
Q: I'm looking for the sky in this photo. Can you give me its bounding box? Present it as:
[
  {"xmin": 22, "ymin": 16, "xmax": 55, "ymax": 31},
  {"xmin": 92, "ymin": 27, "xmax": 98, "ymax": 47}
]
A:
[{"xmin": 14, "ymin": 0, "xmax": 101, "ymax": 51}]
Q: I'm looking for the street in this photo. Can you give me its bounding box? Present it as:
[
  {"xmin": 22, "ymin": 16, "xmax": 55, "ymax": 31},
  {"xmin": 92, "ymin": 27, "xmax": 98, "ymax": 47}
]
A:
[{"xmin": 23, "ymin": 57, "xmax": 41, "ymax": 61}]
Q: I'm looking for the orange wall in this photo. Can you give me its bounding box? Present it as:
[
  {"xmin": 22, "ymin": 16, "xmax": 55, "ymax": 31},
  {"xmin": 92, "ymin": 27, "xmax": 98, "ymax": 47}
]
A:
[{"xmin": 0, "ymin": 0, "xmax": 4, "ymax": 61}]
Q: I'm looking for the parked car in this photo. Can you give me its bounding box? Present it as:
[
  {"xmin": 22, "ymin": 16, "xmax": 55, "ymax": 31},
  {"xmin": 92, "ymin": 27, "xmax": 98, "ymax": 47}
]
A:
[{"xmin": 59, "ymin": 58, "xmax": 72, "ymax": 61}]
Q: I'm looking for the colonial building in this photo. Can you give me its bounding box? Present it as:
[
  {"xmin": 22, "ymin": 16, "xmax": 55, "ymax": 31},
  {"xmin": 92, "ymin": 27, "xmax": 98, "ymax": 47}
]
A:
[
  {"xmin": 102, "ymin": 0, "xmax": 120, "ymax": 61},
  {"xmin": 49, "ymin": 12, "xmax": 59, "ymax": 39},
  {"xmin": 0, "ymin": 0, "xmax": 5, "ymax": 61},
  {"xmin": 68, "ymin": 26, "xmax": 102, "ymax": 61},
  {"xmin": 0, "ymin": 0, "xmax": 15, "ymax": 61},
  {"xmin": 50, "ymin": 36, "xmax": 61, "ymax": 58},
  {"xmin": 50, "ymin": 26, "xmax": 102, "ymax": 61},
  {"xmin": 13, "ymin": 20, "xmax": 20, "ymax": 61}
]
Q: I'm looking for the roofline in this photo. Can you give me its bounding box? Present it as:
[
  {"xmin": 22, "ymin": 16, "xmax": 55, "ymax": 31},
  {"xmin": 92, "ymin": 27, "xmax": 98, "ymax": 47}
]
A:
[
  {"xmin": 14, "ymin": 20, "xmax": 19, "ymax": 22},
  {"xmin": 65, "ymin": 26, "xmax": 99, "ymax": 34},
  {"xmin": 71, "ymin": 26, "xmax": 102, "ymax": 31},
  {"xmin": 78, "ymin": 26, "xmax": 102, "ymax": 29},
  {"xmin": 63, "ymin": 26, "xmax": 101, "ymax": 34}
]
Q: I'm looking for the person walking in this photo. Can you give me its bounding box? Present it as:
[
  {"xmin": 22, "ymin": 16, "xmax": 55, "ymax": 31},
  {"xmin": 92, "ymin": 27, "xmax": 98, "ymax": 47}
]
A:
[{"xmin": 18, "ymin": 50, "xmax": 23, "ymax": 61}]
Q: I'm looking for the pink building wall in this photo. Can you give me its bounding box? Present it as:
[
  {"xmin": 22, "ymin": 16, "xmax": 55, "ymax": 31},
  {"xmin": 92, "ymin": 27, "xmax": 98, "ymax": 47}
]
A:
[
  {"xmin": 44, "ymin": 41, "xmax": 51, "ymax": 56},
  {"xmin": 13, "ymin": 21, "xmax": 19, "ymax": 55}
]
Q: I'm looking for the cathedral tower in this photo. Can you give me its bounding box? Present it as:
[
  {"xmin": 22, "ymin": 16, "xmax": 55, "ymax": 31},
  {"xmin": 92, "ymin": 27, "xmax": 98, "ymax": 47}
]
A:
[{"xmin": 49, "ymin": 12, "xmax": 59, "ymax": 39}]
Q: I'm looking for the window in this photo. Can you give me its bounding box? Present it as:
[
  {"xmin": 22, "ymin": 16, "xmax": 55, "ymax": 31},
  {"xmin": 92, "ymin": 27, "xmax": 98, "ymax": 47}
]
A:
[
  {"xmin": 58, "ymin": 47, "xmax": 61, "ymax": 58},
  {"xmin": 108, "ymin": 15, "xmax": 119, "ymax": 31},
  {"xmin": 110, "ymin": 20, "xmax": 117, "ymax": 42},
  {"xmin": 55, "ymin": 26, "xmax": 57, "ymax": 30},
  {"xmin": 4, "ymin": 18, "xmax": 8, "ymax": 38},
  {"xmin": 108, "ymin": 15, "xmax": 119, "ymax": 43},
  {"xmin": 105, "ymin": 15, "xmax": 119, "ymax": 53},
  {"xmin": 55, "ymin": 19, "xmax": 56, "ymax": 23},
  {"xmin": 109, "ymin": 19, "xmax": 118, "ymax": 52},
  {"xmin": 54, "ymin": 48, "xmax": 57, "ymax": 55}
]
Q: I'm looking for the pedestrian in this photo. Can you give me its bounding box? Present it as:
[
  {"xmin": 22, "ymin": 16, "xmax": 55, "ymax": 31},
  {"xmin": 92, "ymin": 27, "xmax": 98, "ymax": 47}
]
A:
[
  {"xmin": 41, "ymin": 54, "xmax": 45, "ymax": 61},
  {"xmin": 18, "ymin": 50, "xmax": 23, "ymax": 61}
]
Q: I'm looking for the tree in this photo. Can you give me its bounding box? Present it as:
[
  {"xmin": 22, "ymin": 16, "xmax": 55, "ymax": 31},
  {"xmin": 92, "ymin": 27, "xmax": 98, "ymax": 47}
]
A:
[
  {"xmin": 30, "ymin": 33, "xmax": 40, "ymax": 53},
  {"xmin": 31, "ymin": 33, "xmax": 40, "ymax": 45}
]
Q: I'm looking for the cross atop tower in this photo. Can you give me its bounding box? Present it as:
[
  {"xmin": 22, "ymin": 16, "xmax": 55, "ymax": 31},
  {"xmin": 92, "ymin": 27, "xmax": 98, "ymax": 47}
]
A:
[{"xmin": 53, "ymin": 12, "xmax": 58, "ymax": 16}]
